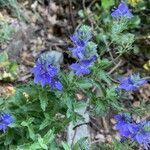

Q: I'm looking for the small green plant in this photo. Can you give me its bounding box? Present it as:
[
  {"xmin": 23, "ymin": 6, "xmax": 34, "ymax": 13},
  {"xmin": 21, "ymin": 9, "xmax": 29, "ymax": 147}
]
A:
[
  {"xmin": 0, "ymin": 22, "xmax": 14, "ymax": 44},
  {"xmin": 0, "ymin": 51, "xmax": 18, "ymax": 81}
]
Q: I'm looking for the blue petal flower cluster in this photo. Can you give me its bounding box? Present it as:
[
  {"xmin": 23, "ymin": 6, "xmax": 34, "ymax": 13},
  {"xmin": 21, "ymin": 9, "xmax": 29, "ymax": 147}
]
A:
[
  {"xmin": 115, "ymin": 114, "xmax": 150, "ymax": 149},
  {"xmin": 111, "ymin": 3, "xmax": 133, "ymax": 18},
  {"xmin": 118, "ymin": 74, "xmax": 147, "ymax": 91},
  {"xmin": 69, "ymin": 25, "xmax": 97, "ymax": 76},
  {"xmin": 32, "ymin": 56, "xmax": 63, "ymax": 91},
  {"xmin": 0, "ymin": 113, "xmax": 14, "ymax": 132}
]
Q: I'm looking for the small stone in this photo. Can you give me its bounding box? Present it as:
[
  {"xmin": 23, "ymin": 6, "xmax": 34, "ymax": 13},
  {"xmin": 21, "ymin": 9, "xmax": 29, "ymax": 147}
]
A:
[
  {"xmin": 91, "ymin": 133, "xmax": 95, "ymax": 140},
  {"xmin": 110, "ymin": 118, "xmax": 116, "ymax": 124},
  {"xmin": 133, "ymin": 101, "xmax": 140, "ymax": 107},
  {"xmin": 100, "ymin": 129, "xmax": 104, "ymax": 133},
  {"xmin": 30, "ymin": 45, "xmax": 36, "ymax": 51},
  {"xmin": 1, "ymin": 44, "xmax": 7, "ymax": 49},
  {"xmin": 106, "ymin": 135, "xmax": 112, "ymax": 143},
  {"xmin": 95, "ymin": 134, "xmax": 105, "ymax": 143},
  {"xmin": 37, "ymin": 37, "xmax": 42, "ymax": 45}
]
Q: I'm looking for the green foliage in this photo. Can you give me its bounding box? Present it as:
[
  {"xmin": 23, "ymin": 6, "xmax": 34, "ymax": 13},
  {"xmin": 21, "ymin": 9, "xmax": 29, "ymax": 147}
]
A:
[
  {"xmin": 62, "ymin": 137, "xmax": 89, "ymax": 150},
  {"xmin": 110, "ymin": 19, "xmax": 135, "ymax": 54},
  {"xmin": 101, "ymin": 0, "xmax": 115, "ymax": 9},
  {"xmin": 0, "ymin": 83, "xmax": 69, "ymax": 148},
  {"xmin": 0, "ymin": 0, "xmax": 21, "ymax": 19},
  {"xmin": 0, "ymin": 22, "xmax": 14, "ymax": 44},
  {"xmin": 0, "ymin": 51, "xmax": 18, "ymax": 81}
]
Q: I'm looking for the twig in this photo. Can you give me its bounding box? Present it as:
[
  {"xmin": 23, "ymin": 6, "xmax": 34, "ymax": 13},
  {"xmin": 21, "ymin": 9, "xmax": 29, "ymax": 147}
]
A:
[
  {"xmin": 108, "ymin": 76, "xmax": 119, "ymax": 84},
  {"xmin": 18, "ymin": 74, "xmax": 32, "ymax": 82},
  {"xmin": 90, "ymin": 117, "xmax": 102, "ymax": 133},
  {"xmin": 102, "ymin": 117, "xmax": 109, "ymax": 133},
  {"xmin": 88, "ymin": 0, "xmax": 97, "ymax": 9},
  {"xmin": 108, "ymin": 59, "xmax": 123, "ymax": 75},
  {"xmin": 108, "ymin": 50, "xmax": 116, "ymax": 65},
  {"xmin": 82, "ymin": 0, "xmax": 86, "ymax": 12},
  {"xmin": 68, "ymin": 0, "xmax": 75, "ymax": 30},
  {"xmin": 90, "ymin": 139, "xmax": 103, "ymax": 144}
]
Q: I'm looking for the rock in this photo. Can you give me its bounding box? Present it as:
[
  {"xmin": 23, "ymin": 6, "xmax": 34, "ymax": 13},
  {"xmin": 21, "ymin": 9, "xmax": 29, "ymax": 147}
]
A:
[
  {"xmin": 106, "ymin": 135, "xmax": 112, "ymax": 143},
  {"xmin": 110, "ymin": 118, "xmax": 116, "ymax": 124},
  {"xmin": 43, "ymin": 51, "xmax": 63, "ymax": 66},
  {"xmin": 67, "ymin": 102, "xmax": 90, "ymax": 146},
  {"xmin": 95, "ymin": 133, "xmax": 105, "ymax": 143},
  {"xmin": 133, "ymin": 101, "xmax": 140, "ymax": 107}
]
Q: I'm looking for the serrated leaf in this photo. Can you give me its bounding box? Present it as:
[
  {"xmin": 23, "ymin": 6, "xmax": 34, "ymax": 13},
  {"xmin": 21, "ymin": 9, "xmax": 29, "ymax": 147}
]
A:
[
  {"xmin": 62, "ymin": 141, "xmax": 71, "ymax": 150},
  {"xmin": 39, "ymin": 91, "xmax": 48, "ymax": 111},
  {"xmin": 38, "ymin": 135, "xmax": 48, "ymax": 150},
  {"xmin": 4, "ymin": 130, "xmax": 14, "ymax": 145},
  {"xmin": 97, "ymin": 70, "xmax": 111, "ymax": 85},
  {"xmin": 43, "ymin": 129, "xmax": 55, "ymax": 144},
  {"xmin": 28, "ymin": 126, "xmax": 35, "ymax": 140},
  {"xmin": 77, "ymin": 79, "xmax": 93, "ymax": 89},
  {"xmin": 21, "ymin": 120, "xmax": 35, "ymax": 140},
  {"xmin": 39, "ymin": 119, "xmax": 50, "ymax": 130}
]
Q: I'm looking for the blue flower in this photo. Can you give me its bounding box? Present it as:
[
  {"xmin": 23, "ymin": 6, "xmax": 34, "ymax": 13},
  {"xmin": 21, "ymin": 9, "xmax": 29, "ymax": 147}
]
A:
[
  {"xmin": 69, "ymin": 25, "xmax": 97, "ymax": 60},
  {"xmin": 69, "ymin": 32, "xmax": 88, "ymax": 60},
  {"xmin": 70, "ymin": 56, "xmax": 96, "ymax": 76},
  {"xmin": 0, "ymin": 113, "xmax": 14, "ymax": 132},
  {"xmin": 50, "ymin": 79, "xmax": 63, "ymax": 91},
  {"xmin": 69, "ymin": 45, "xmax": 85, "ymax": 60},
  {"xmin": 118, "ymin": 74, "xmax": 147, "ymax": 91},
  {"xmin": 134, "ymin": 121, "xmax": 150, "ymax": 150},
  {"xmin": 115, "ymin": 114, "xmax": 139, "ymax": 138},
  {"xmin": 32, "ymin": 58, "xmax": 63, "ymax": 91},
  {"xmin": 115, "ymin": 114, "xmax": 150, "ymax": 149},
  {"xmin": 111, "ymin": 3, "xmax": 133, "ymax": 18}
]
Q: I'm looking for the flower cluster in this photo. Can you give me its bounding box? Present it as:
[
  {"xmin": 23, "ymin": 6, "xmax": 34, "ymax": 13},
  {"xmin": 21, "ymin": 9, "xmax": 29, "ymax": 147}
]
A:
[
  {"xmin": 0, "ymin": 113, "xmax": 14, "ymax": 132},
  {"xmin": 111, "ymin": 3, "xmax": 133, "ymax": 18},
  {"xmin": 32, "ymin": 55, "xmax": 63, "ymax": 91},
  {"xmin": 115, "ymin": 113, "xmax": 150, "ymax": 149},
  {"xmin": 69, "ymin": 25, "xmax": 97, "ymax": 76},
  {"xmin": 118, "ymin": 74, "xmax": 147, "ymax": 91}
]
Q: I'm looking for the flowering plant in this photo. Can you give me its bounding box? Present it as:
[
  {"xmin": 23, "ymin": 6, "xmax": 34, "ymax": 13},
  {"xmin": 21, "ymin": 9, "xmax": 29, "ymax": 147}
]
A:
[{"xmin": 0, "ymin": 1, "xmax": 149, "ymax": 149}]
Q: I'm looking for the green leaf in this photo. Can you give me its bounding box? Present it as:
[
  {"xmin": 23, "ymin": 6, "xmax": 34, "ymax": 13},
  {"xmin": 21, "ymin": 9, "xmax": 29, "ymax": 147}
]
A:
[
  {"xmin": 73, "ymin": 137, "xmax": 89, "ymax": 150},
  {"xmin": 38, "ymin": 135, "xmax": 48, "ymax": 150},
  {"xmin": 102, "ymin": 0, "xmax": 114, "ymax": 9},
  {"xmin": 28, "ymin": 126, "xmax": 35, "ymax": 140},
  {"xmin": 4, "ymin": 130, "xmax": 14, "ymax": 145},
  {"xmin": 39, "ymin": 91, "xmax": 48, "ymax": 111},
  {"xmin": 97, "ymin": 70, "xmax": 111, "ymax": 85},
  {"xmin": 68, "ymin": 71, "xmax": 75, "ymax": 82},
  {"xmin": 21, "ymin": 120, "xmax": 35, "ymax": 140},
  {"xmin": 62, "ymin": 141, "xmax": 71, "ymax": 150},
  {"xmin": 43, "ymin": 129, "xmax": 55, "ymax": 144},
  {"xmin": 0, "ymin": 51, "xmax": 8, "ymax": 62},
  {"xmin": 77, "ymin": 79, "xmax": 93, "ymax": 89},
  {"xmin": 39, "ymin": 119, "xmax": 50, "ymax": 130}
]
